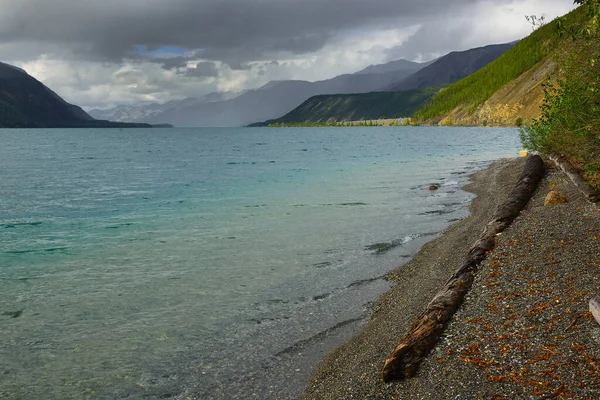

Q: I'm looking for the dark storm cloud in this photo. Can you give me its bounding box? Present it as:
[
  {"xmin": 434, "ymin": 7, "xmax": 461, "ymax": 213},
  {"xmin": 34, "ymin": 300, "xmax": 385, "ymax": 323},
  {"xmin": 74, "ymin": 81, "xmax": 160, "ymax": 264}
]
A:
[
  {"xmin": 0, "ymin": 0, "xmax": 490, "ymax": 67},
  {"xmin": 183, "ymin": 62, "xmax": 219, "ymax": 78},
  {"xmin": 385, "ymin": 22, "xmax": 470, "ymax": 62},
  {"xmin": 5, "ymin": 0, "xmax": 574, "ymax": 109},
  {"xmin": 159, "ymin": 57, "xmax": 190, "ymax": 70}
]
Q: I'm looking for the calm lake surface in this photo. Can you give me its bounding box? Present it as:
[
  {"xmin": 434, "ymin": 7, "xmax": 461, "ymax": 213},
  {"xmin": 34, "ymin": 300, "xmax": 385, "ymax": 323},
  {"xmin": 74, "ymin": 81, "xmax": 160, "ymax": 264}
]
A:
[{"xmin": 0, "ymin": 127, "xmax": 520, "ymax": 399}]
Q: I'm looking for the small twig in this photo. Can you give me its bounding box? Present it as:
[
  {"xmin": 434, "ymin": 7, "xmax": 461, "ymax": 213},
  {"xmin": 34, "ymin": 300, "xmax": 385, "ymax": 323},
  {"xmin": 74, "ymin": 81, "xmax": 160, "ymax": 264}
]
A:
[
  {"xmin": 564, "ymin": 315, "xmax": 580, "ymax": 332},
  {"xmin": 540, "ymin": 383, "xmax": 566, "ymax": 399}
]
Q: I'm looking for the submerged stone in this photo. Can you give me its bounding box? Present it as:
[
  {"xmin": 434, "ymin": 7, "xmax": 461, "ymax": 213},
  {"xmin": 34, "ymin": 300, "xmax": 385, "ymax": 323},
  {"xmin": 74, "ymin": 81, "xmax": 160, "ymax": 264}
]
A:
[{"xmin": 2, "ymin": 309, "xmax": 23, "ymax": 318}]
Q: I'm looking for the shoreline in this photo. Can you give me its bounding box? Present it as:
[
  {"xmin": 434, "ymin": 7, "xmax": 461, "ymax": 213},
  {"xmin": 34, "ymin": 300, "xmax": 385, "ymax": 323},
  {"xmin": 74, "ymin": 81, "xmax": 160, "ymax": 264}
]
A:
[
  {"xmin": 302, "ymin": 156, "xmax": 600, "ymax": 399},
  {"xmin": 218, "ymin": 156, "xmax": 504, "ymax": 400},
  {"xmin": 302, "ymin": 156, "xmax": 528, "ymax": 399}
]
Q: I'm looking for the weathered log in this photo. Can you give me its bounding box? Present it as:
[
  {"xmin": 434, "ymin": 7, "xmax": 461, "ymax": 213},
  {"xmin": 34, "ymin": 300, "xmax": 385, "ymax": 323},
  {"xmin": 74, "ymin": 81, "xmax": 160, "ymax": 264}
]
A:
[
  {"xmin": 549, "ymin": 154, "xmax": 600, "ymax": 203},
  {"xmin": 381, "ymin": 155, "xmax": 545, "ymax": 382}
]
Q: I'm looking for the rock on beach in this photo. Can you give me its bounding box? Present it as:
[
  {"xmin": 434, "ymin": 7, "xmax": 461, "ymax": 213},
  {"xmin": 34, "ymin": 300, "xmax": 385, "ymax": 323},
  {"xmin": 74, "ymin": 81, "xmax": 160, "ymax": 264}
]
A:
[
  {"xmin": 591, "ymin": 294, "xmax": 600, "ymax": 326},
  {"xmin": 544, "ymin": 190, "xmax": 568, "ymax": 206}
]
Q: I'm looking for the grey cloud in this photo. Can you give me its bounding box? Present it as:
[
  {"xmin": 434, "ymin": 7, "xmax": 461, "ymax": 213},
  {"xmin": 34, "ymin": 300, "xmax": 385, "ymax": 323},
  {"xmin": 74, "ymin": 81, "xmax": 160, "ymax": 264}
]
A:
[
  {"xmin": 184, "ymin": 62, "xmax": 219, "ymax": 78},
  {"xmin": 383, "ymin": 0, "xmax": 568, "ymax": 63},
  {"xmin": 0, "ymin": 0, "xmax": 489, "ymax": 66},
  {"xmin": 385, "ymin": 21, "xmax": 469, "ymax": 62},
  {"xmin": 115, "ymin": 70, "xmax": 142, "ymax": 81},
  {"xmin": 159, "ymin": 57, "xmax": 190, "ymax": 70}
]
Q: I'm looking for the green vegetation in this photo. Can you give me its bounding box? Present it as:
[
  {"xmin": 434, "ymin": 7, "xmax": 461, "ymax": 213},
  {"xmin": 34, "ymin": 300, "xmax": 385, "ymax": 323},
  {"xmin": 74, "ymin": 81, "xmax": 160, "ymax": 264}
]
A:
[
  {"xmin": 253, "ymin": 87, "xmax": 439, "ymax": 127},
  {"xmin": 521, "ymin": 1, "xmax": 600, "ymax": 189},
  {"xmin": 267, "ymin": 119, "xmax": 396, "ymax": 128},
  {"xmin": 413, "ymin": 7, "xmax": 588, "ymax": 123}
]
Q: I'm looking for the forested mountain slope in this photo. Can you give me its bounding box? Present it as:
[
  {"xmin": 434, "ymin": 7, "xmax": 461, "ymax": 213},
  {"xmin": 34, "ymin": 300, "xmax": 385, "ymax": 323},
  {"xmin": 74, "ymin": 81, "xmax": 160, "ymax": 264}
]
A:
[
  {"xmin": 413, "ymin": 7, "xmax": 588, "ymax": 126},
  {"xmin": 254, "ymin": 87, "xmax": 439, "ymax": 126}
]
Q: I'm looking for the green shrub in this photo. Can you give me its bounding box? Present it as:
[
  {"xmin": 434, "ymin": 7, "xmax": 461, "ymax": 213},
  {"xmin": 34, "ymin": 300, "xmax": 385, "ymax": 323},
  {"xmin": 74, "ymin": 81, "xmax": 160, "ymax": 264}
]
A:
[{"xmin": 520, "ymin": 1, "xmax": 600, "ymax": 189}]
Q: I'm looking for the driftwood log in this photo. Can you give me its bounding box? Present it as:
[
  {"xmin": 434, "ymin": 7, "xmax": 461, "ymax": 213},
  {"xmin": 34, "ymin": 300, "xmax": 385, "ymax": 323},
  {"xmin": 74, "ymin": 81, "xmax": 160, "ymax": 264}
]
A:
[
  {"xmin": 549, "ymin": 154, "xmax": 600, "ymax": 203},
  {"xmin": 381, "ymin": 155, "xmax": 545, "ymax": 382}
]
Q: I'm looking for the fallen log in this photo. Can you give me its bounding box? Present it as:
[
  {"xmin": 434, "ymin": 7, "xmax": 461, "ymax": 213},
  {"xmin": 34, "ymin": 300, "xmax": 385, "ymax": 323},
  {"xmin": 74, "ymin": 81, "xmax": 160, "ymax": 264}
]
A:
[
  {"xmin": 549, "ymin": 154, "xmax": 600, "ymax": 203},
  {"xmin": 381, "ymin": 155, "xmax": 545, "ymax": 382}
]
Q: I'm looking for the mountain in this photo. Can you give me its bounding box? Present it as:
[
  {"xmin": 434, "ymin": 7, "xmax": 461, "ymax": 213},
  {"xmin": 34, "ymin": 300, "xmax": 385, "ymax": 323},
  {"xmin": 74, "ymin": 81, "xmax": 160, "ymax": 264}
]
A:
[
  {"xmin": 88, "ymin": 91, "xmax": 239, "ymax": 123},
  {"xmin": 354, "ymin": 58, "xmax": 435, "ymax": 75},
  {"xmin": 254, "ymin": 87, "xmax": 440, "ymax": 126},
  {"xmin": 411, "ymin": 8, "xmax": 589, "ymax": 126},
  {"xmin": 251, "ymin": 42, "xmax": 515, "ymax": 126},
  {"xmin": 387, "ymin": 42, "xmax": 516, "ymax": 91},
  {"xmin": 0, "ymin": 61, "xmax": 150, "ymax": 128},
  {"xmin": 97, "ymin": 59, "xmax": 428, "ymax": 127}
]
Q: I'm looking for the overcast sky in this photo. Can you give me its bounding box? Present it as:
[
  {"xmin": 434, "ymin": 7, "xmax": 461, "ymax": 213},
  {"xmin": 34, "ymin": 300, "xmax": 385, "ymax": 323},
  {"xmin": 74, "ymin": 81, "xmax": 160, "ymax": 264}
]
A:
[{"xmin": 0, "ymin": 0, "xmax": 576, "ymax": 110}]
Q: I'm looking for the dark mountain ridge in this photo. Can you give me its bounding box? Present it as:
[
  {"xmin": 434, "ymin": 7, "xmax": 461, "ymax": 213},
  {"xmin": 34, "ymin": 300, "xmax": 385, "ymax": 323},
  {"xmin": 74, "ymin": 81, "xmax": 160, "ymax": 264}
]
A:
[
  {"xmin": 0, "ymin": 62, "xmax": 150, "ymax": 128},
  {"xmin": 387, "ymin": 42, "xmax": 517, "ymax": 91},
  {"xmin": 355, "ymin": 58, "xmax": 437, "ymax": 75}
]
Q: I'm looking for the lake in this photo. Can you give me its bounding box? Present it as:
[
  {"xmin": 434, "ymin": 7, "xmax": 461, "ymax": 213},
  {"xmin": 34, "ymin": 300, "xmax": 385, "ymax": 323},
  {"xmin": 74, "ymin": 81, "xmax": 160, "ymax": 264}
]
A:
[{"xmin": 0, "ymin": 126, "xmax": 520, "ymax": 399}]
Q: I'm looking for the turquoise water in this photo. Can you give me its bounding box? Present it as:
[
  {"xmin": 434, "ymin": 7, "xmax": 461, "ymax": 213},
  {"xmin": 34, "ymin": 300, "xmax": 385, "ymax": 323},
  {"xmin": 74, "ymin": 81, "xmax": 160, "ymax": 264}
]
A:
[{"xmin": 0, "ymin": 127, "xmax": 520, "ymax": 399}]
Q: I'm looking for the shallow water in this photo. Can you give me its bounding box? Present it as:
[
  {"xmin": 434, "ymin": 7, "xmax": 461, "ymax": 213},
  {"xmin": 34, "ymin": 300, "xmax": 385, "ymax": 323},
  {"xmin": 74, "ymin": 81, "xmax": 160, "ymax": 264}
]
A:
[{"xmin": 0, "ymin": 127, "xmax": 520, "ymax": 399}]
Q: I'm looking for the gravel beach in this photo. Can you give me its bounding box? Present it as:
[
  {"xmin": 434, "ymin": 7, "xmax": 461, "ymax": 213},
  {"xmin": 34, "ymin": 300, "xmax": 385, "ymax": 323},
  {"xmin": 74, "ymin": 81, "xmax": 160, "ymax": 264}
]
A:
[{"xmin": 303, "ymin": 157, "xmax": 600, "ymax": 399}]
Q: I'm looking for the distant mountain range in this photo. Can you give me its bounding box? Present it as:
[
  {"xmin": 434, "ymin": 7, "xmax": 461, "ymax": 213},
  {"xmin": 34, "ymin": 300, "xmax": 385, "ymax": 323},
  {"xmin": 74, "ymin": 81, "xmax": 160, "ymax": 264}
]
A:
[
  {"xmin": 0, "ymin": 62, "xmax": 151, "ymax": 128},
  {"xmin": 253, "ymin": 42, "xmax": 515, "ymax": 126},
  {"xmin": 91, "ymin": 43, "xmax": 515, "ymax": 128},
  {"xmin": 89, "ymin": 59, "xmax": 429, "ymax": 127},
  {"xmin": 0, "ymin": 35, "xmax": 542, "ymax": 129},
  {"xmin": 88, "ymin": 91, "xmax": 239, "ymax": 123},
  {"xmin": 354, "ymin": 58, "xmax": 437, "ymax": 75}
]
